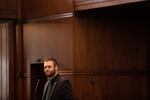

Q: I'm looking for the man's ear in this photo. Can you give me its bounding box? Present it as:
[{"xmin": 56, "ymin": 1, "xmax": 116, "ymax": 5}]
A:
[{"xmin": 55, "ymin": 65, "xmax": 58, "ymax": 71}]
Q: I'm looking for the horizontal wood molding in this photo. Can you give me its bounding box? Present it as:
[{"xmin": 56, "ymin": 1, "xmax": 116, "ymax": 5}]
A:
[
  {"xmin": 59, "ymin": 70, "xmax": 150, "ymax": 76},
  {"xmin": 24, "ymin": 13, "xmax": 73, "ymax": 23},
  {"xmin": 74, "ymin": 0, "xmax": 147, "ymax": 11},
  {"xmin": 0, "ymin": 13, "xmax": 16, "ymax": 19},
  {"xmin": 23, "ymin": 70, "xmax": 149, "ymax": 78},
  {"xmin": 22, "ymin": 0, "xmax": 73, "ymax": 19}
]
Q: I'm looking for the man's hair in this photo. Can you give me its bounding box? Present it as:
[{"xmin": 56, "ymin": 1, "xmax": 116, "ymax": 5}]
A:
[{"xmin": 44, "ymin": 57, "xmax": 58, "ymax": 67}]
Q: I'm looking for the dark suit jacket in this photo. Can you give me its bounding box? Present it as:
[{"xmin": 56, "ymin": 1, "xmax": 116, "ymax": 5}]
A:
[{"xmin": 34, "ymin": 74, "xmax": 74, "ymax": 100}]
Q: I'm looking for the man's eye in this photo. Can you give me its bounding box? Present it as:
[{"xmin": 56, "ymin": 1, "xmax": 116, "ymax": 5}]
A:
[
  {"xmin": 44, "ymin": 66, "xmax": 52, "ymax": 68},
  {"xmin": 47, "ymin": 66, "xmax": 52, "ymax": 68}
]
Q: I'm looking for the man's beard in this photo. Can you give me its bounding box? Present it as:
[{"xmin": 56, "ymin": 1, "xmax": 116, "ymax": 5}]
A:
[{"xmin": 46, "ymin": 70, "xmax": 56, "ymax": 77}]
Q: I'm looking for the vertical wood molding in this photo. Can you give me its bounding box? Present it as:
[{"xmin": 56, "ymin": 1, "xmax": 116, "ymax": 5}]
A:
[
  {"xmin": 0, "ymin": 24, "xmax": 2, "ymax": 100},
  {"xmin": 14, "ymin": 0, "xmax": 24, "ymax": 99},
  {"xmin": 15, "ymin": 23, "xmax": 23, "ymax": 100},
  {"xmin": 8, "ymin": 21, "xmax": 15, "ymax": 100},
  {"xmin": 0, "ymin": 23, "xmax": 9, "ymax": 100}
]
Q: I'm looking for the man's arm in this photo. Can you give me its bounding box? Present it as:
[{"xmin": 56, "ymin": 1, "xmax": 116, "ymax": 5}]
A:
[{"xmin": 62, "ymin": 80, "xmax": 74, "ymax": 100}]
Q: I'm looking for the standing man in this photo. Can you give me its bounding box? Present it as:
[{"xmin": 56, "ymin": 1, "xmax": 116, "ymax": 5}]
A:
[{"xmin": 41, "ymin": 57, "xmax": 74, "ymax": 100}]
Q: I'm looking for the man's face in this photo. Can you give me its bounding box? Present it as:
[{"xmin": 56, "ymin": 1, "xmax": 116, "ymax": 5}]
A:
[{"xmin": 44, "ymin": 60, "xmax": 57, "ymax": 77}]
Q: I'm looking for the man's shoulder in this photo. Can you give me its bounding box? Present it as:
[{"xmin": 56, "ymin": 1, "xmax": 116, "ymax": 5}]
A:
[
  {"xmin": 56, "ymin": 74, "xmax": 68, "ymax": 81},
  {"xmin": 54, "ymin": 74, "xmax": 70, "ymax": 84}
]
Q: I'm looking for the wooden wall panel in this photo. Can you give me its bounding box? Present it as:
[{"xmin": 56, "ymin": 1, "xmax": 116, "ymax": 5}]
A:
[
  {"xmin": 0, "ymin": 0, "xmax": 17, "ymax": 18},
  {"xmin": 23, "ymin": 18, "xmax": 74, "ymax": 99},
  {"xmin": 74, "ymin": 6, "xmax": 148, "ymax": 71},
  {"xmin": 22, "ymin": 0, "xmax": 73, "ymax": 19},
  {"xmin": 21, "ymin": 3, "xmax": 149, "ymax": 100},
  {"xmin": 73, "ymin": 74, "xmax": 148, "ymax": 100},
  {"xmin": 73, "ymin": 5, "xmax": 149, "ymax": 100},
  {"xmin": 23, "ymin": 18, "xmax": 74, "ymax": 71}
]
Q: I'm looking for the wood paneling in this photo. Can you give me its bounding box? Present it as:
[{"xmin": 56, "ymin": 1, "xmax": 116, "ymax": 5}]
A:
[
  {"xmin": 0, "ymin": 22, "xmax": 15, "ymax": 100},
  {"xmin": 15, "ymin": 22, "xmax": 24, "ymax": 100},
  {"xmin": 73, "ymin": 74, "xmax": 148, "ymax": 100},
  {"xmin": 57, "ymin": 71, "xmax": 149, "ymax": 100},
  {"xmin": 8, "ymin": 22, "xmax": 15, "ymax": 100},
  {"xmin": 21, "ymin": 2, "xmax": 149, "ymax": 100},
  {"xmin": 24, "ymin": 13, "xmax": 73, "ymax": 23},
  {"xmin": 74, "ymin": 5, "xmax": 148, "ymax": 71},
  {"xmin": 0, "ymin": 0, "xmax": 17, "ymax": 18},
  {"xmin": 74, "ymin": 0, "xmax": 147, "ymax": 11},
  {"xmin": 23, "ymin": 18, "xmax": 74, "ymax": 99},
  {"xmin": 73, "ymin": 4, "xmax": 149, "ymax": 100},
  {"xmin": 22, "ymin": 0, "xmax": 73, "ymax": 19},
  {"xmin": 0, "ymin": 23, "xmax": 9, "ymax": 100},
  {"xmin": 23, "ymin": 18, "xmax": 74, "ymax": 71}
]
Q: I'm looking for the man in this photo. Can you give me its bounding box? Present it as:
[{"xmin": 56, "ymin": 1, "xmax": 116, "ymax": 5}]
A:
[{"xmin": 41, "ymin": 57, "xmax": 74, "ymax": 100}]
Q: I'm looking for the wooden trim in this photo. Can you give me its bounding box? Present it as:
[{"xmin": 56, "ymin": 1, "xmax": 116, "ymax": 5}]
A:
[
  {"xmin": 23, "ymin": 70, "xmax": 149, "ymax": 78},
  {"xmin": 8, "ymin": 21, "xmax": 15, "ymax": 100},
  {"xmin": 75, "ymin": 0, "xmax": 111, "ymax": 5},
  {"xmin": 0, "ymin": 23, "xmax": 10, "ymax": 100},
  {"xmin": 24, "ymin": 13, "xmax": 73, "ymax": 23},
  {"xmin": 0, "ymin": 25, "xmax": 2, "ymax": 100},
  {"xmin": 59, "ymin": 70, "xmax": 150, "ymax": 76},
  {"xmin": 15, "ymin": 8, "xmax": 24, "ymax": 99},
  {"xmin": 23, "ymin": 73, "xmax": 31, "ymax": 78},
  {"xmin": 74, "ymin": 0, "xmax": 147, "ymax": 11},
  {"xmin": 0, "ymin": 14, "xmax": 16, "ymax": 19}
]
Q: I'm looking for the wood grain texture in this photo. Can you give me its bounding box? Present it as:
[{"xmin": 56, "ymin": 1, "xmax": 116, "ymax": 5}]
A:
[
  {"xmin": 23, "ymin": 18, "xmax": 74, "ymax": 72},
  {"xmin": 22, "ymin": 0, "xmax": 73, "ymax": 19},
  {"xmin": 0, "ymin": 0, "xmax": 17, "ymax": 18},
  {"xmin": 73, "ymin": 5, "xmax": 149, "ymax": 100},
  {"xmin": 73, "ymin": 74, "xmax": 148, "ymax": 100},
  {"xmin": 74, "ymin": 5, "xmax": 148, "ymax": 71},
  {"xmin": 0, "ymin": 22, "xmax": 15, "ymax": 100},
  {"xmin": 74, "ymin": 0, "xmax": 147, "ymax": 11},
  {"xmin": 22, "ymin": 3, "xmax": 149, "ymax": 100}
]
